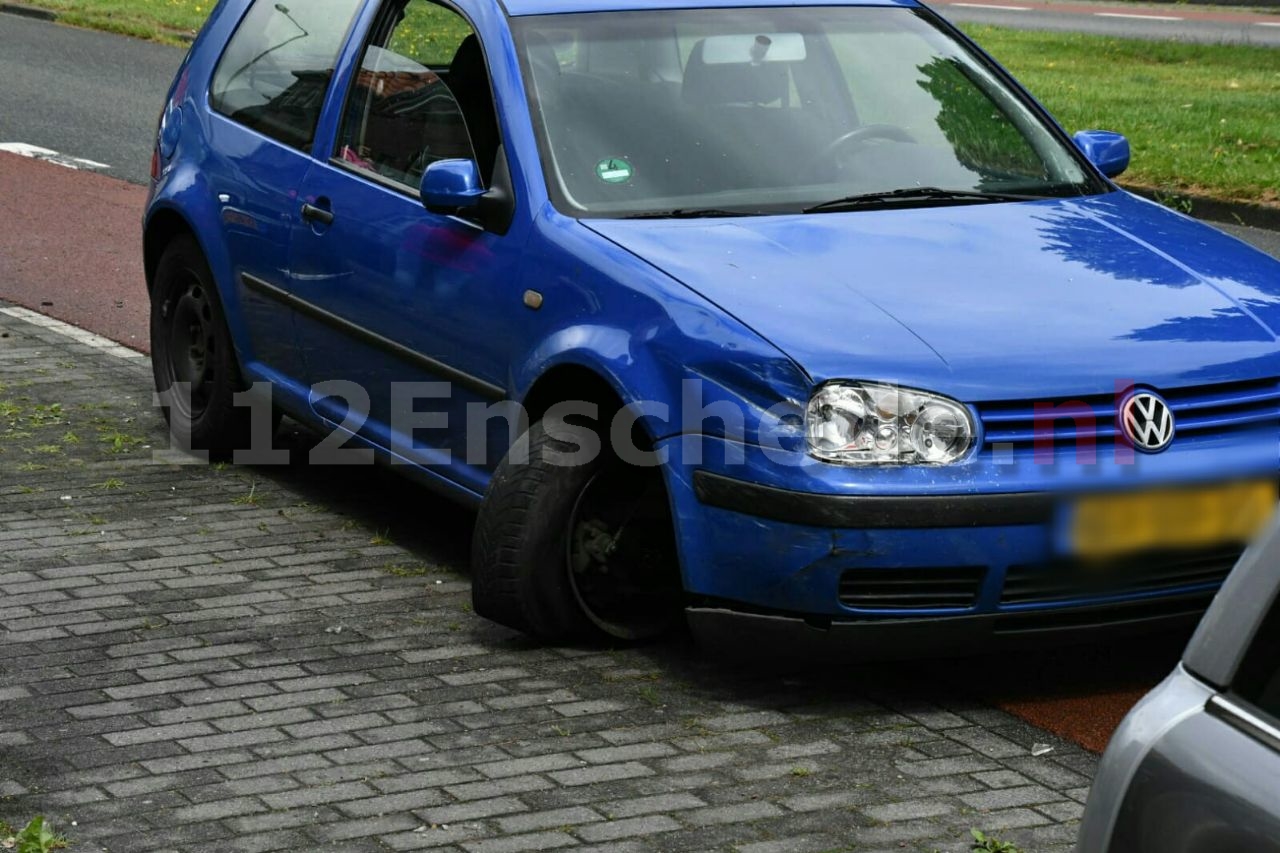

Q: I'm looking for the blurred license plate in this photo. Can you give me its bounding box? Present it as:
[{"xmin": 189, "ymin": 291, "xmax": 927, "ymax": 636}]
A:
[{"xmin": 1068, "ymin": 480, "xmax": 1277, "ymax": 561}]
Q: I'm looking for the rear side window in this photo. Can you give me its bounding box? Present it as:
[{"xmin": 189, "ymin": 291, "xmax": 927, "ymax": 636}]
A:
[{"xmin": 210, "ymin": 0, "xmax": 363, "ymax": 150}]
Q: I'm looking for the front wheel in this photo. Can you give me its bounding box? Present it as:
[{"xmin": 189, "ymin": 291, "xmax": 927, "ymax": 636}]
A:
[{"xmin": 471, "ymin": 417, "xmax": 684, "ymax": 642}]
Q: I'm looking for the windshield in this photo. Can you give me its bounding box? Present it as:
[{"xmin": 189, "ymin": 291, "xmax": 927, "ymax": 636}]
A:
[{"xmin": 512, "ymin": 7, "xmax": 1108, "ymax": 218}]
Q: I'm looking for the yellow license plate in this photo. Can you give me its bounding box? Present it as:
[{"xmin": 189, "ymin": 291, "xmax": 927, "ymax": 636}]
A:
[{"xmin": 1069, "ymin": 480, "xmax": 1277, "ymax": 561}]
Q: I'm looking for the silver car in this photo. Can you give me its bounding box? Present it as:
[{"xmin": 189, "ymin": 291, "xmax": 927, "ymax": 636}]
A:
[{"xmin": 1079, "ymin": 516, "xmax": 1280, "ymax": 852}]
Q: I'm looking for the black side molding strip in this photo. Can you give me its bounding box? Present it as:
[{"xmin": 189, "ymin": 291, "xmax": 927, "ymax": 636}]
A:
[
  {"xmin": 241, "ymin": 272, "xmax": 506, "ymax": 401},
  {"xmin": 692, "ymin": 470, "xmax": 1055, "ymax": 529}
]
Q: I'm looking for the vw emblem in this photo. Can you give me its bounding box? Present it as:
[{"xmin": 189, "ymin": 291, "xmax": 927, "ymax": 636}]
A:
[{"xmin": 1120, "ymin": 391, "xmax": 1175, "ymax": 453}]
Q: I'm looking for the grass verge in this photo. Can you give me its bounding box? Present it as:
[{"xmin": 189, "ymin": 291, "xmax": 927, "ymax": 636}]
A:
[
  {"xmin": 10, "ymin": 2, "xmax": 1280, "ymax": 205},
  {"xmin": 965, "ymin": 25, "xmax": 1280, "ymax": 205}
]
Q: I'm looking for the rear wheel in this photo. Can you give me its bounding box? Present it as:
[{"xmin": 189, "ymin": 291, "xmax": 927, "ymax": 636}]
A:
[
  {"xmin": 471, "ymin": 416, "xmax": 684, "ymax": 642},
  {"xmin": 150, "ymin": 236, "xmax": 256, "ymax": 458}
]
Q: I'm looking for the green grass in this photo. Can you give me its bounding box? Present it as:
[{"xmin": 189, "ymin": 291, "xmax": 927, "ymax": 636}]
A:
[
  {"xmin": 24, "ymin": 0, "xmax": 208, "ymax": 42},
  {"xmin": 965, "ymin": 25, "xmax": 1280, "ymax": 205},
  {"xmin": 22, "ymin": 1, "xmax": 1280, "ymax": 205}
]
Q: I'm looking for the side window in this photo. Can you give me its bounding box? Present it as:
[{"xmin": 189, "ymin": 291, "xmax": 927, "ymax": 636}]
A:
[
  {"xmin": 336, "ymin": 0, "xmax": 501, "ymax": 189},
  {"xmin": 210, "ymin": 0, "xmax": 363, "ymax": 150},
  {"xmin": 1234, "ymin": 595, "xmax": 1280, "ymax": 721}
]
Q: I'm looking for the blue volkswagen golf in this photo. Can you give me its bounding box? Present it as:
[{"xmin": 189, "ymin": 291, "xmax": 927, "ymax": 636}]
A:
[{"xmin": 145, "ymin": 0, "xmax": 1280, "ymax": 652}]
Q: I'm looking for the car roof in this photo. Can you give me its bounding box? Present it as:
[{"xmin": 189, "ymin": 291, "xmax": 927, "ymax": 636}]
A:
[{"xmin": 501, "ymin": 0, "xmax": 920, "ymax": 19}]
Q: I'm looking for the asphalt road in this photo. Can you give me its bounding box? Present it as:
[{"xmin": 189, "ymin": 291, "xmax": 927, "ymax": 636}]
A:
[
  {"xmin": 933, "ymin": 0, "xmax": 1280, "ymax": 46},
  {"xmin": 0, "ymin": 13, "xmax": 184, "ymax": 185}
]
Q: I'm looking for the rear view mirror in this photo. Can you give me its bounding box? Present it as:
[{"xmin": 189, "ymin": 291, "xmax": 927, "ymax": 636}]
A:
[
  {"xmin": 420, "ymin": 159, "xmax": 486, "ymax": 214},
  {"xmin": 1073, "ymin": 130, "xmax": 1131, "ymax": 179},
  {"xmin": 701, "ymin": 33, "xmax": 806, "ymax": 64}
]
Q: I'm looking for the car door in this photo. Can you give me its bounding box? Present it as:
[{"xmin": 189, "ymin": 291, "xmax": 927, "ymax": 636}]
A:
[
  {"xmin": 1105, "ymin": 526, "xmax": 1280, "ymax": 852},
  {"xmin": 203, "ymin": 0, "xmax": 364, "ymax": 385},
  {"xmin": 287, "ymin": 0, "xmax": 525, "ymax": 495}
]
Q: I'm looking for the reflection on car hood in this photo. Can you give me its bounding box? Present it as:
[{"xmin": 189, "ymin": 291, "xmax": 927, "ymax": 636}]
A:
[{"xmin": 585, "ymin": 192, "xmax": 1280, "ymax": 401}]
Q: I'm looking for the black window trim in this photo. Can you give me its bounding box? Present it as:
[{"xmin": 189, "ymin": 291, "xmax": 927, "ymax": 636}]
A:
[{"xmin": 206, "ymin": 0, "xmax": 366, "ymax": 154}]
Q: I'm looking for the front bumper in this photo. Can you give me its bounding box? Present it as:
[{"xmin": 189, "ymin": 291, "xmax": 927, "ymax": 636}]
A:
[
  {"xmin": 658, "ymin": 435, "xmax": 1271, "ymax": 650},
  {"xmin": 686, "ymin": 594, "xmax": 1212, "ymax": 660}
]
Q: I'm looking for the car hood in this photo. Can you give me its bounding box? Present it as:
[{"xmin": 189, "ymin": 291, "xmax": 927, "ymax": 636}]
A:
[{"xmin": 585, "ymin": 192, "xmax": 1280, "ymax": 401}]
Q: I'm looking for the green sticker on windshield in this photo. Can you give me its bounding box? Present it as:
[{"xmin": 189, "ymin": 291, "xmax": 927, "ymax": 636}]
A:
[{"xmin": 596, "ymin": 157, "xmax": 634, "ymax": 185}]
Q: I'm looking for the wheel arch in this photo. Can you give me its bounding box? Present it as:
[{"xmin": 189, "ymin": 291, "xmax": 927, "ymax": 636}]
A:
[{"xmin": 143, "ymin": 206, "xmax": 199, "ymax": 296}]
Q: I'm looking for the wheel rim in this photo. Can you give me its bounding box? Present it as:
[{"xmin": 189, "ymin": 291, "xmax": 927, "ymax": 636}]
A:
[
  {"xmin": 565, "ymin": 466, "xmax": 683, "ymax": 640},
  {"xmin": 163, "ymin": 276, "xmax": 216, "ymax": 421}
]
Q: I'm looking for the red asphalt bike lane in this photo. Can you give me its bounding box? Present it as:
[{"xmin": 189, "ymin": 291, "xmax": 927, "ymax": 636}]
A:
[
  {"xmin": 0, "ymin": 151, "xmax": 150, "ymax": 351},
  {"xmin": 1, "ymin": 149, "xmax": 1157, "ymax": 754},
  {"xmin": 931, "ymin": 0, "xmax": 1280, "ymax": 24}
]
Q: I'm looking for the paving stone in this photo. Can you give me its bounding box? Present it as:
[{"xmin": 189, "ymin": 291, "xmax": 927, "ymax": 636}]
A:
[{"xmin": 0, "ymin": 308, "xmax": 1096, "ymax": 853}]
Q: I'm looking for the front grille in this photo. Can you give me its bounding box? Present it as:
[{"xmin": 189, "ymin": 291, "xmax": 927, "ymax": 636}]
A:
[
  {"xmin": 976, "ymin": 378, "xmax": 1280, "ymax": 450},
  {"xmin": 1002, "ymin": 546, "xmax": 1240, "ymax": 606},
  {"xmin": 838, "ymin": 567, "xmax": 986, "ymax": 610}
]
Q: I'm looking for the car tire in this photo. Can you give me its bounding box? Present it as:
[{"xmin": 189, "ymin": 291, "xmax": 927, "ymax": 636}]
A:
[
  {"xmin": 150, "ymin": 236, "xmax": 256, "ymax": 459},
  {"xmin": 471, "ymin": 415, "xmax": 683, "ymax": 642}
]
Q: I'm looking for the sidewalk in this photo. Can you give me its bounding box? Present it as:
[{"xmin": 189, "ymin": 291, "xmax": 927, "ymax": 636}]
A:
[{"xmin": 0, "ymin": 305, "xmax": 1095, "ymax": 852}]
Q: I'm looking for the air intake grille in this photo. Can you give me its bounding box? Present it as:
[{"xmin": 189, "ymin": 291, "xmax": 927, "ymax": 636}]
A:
[
  {"xmin": 838, "ymin": 567, "xmax": 986, "ymax": 610},
  {"xmin": 977, "ymin": 378, "xmax": 1280, "ymax": 450},
  {"xmin": 1002, "ymin": 546, "xmax": 1240, "ymax": 606}
]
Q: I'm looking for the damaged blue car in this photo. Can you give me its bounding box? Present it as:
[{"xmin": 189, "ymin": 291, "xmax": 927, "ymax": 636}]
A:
[{"xmin": 145, "ymin": 0, "xmax": 1280, "ymax": 652}]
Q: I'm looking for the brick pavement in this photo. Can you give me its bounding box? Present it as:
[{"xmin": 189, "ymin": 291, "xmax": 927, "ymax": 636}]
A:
[{"xmin": 0, "ymin": 305, "xmax": 1091, "ymax": 852}]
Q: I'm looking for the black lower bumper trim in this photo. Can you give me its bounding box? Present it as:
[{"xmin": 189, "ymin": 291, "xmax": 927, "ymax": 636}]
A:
[
  {"xmin": 692, "ymin": 470, "xmax": 1054, "ymax": 529},
  {"xmin": 686, "ymin": 593, "xmax": 1212, "ymax": 661}
]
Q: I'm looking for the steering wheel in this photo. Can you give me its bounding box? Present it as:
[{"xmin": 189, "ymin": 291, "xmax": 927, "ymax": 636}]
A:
[{"xmin": 821, "ymin": 124, "xmax": 918, "ymax": 162}]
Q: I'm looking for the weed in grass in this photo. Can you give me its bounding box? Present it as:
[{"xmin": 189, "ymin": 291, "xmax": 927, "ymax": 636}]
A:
[
  {"xmin": 99, "ymin": 428, "xmax": 145, "ymax": 454},
  {"xmin": 1, "ymin": 815, "xmax": 70, "ymax": 852},
  {"xmin": 93, "ymin": 478, "xmax": 125, "ymax": 490},
  {"xmin": 62, "ymin": 431, "xmax": 80, "ymax": 444},
  {"xmin": 790, "ymin": 766, "xmax": 812, "ymax": 777},
  {"xmin": 971, "ymin": 828, "xmax": 1024, "ymax": 853},
  {"xmin": 381, "ymin": 563, "xmax": 432, "ymax": 577},
  {"xmin": 232, "ymin": 484, "xmax": 261, "ymax": 506},
  {"xmin": 636, "ymin": 685, "xmax": 662, "ymax": 706},
  {"xmin": 17, "ymin": 462, "xmax": 47, "ymax": 472},
  {"xmin": 370, "ymin": 529, "xmax": 393, "ymax": 546},
  {"xmin": 32, "ymin": 445, "xmax": 62, "ymax": 455}
]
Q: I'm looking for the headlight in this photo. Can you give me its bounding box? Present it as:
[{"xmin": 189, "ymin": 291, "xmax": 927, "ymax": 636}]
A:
[{"xmin": 805, "ymin": 382, "xmax": 974, "ymax": 465}]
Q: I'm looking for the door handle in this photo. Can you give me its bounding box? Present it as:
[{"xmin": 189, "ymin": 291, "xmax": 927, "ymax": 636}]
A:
[{"xmin": 301, "ymin": 202, "xmax": 334, "ymax": 226}]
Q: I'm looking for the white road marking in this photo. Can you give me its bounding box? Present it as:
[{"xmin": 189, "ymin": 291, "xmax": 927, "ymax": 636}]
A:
[
  {"xmin": 1257, "ymin": 21, "xmax": 1280, "ymax": 26},
  {"xmin": 0, "ymin": 307, "xmax": 144, "ymax": 360},
  {"xmin": 949, "ymin": 3, "xmax": 1031, "ymax": 9},
  {"xmin": 0, "ymin": 142, "xmax": 110, "ymax": 172},
  {"xmin": 1095, "ymin": 12, "xmax": 1184, "ymax": 21}
]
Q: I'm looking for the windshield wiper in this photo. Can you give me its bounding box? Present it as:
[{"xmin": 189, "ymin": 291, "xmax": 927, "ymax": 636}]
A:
[
  {"xmin": 623, "ymin": 208, "xmax": 763, "ymax": 219},
  {"xmin": 803, "ymin": 187, "xmax": 1046, "ymax": 214}
]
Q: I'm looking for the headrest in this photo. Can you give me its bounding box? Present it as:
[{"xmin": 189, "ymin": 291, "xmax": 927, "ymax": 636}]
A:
[{"xmin": 682, "ymin": 39, "xmax": 789, "ymax": 106}]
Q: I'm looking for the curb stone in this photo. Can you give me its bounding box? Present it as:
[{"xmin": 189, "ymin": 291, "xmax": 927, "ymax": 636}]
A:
[
  {"xmin": 0, "ymin": 2, "xmax": 55, "ymax": 21},
  {"xmin": 1124, "ymin": 185, "xmax": 1280, "ymax": 232}
]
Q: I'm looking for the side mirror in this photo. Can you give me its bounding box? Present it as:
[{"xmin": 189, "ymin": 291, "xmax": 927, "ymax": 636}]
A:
[
  {"xmin": 1073, "ymin": 130, "xmax": 1130, "ymax": 179},
  {"xmin": 420, "ymin": 159, "xmax": 486, "ymax": 214}
]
